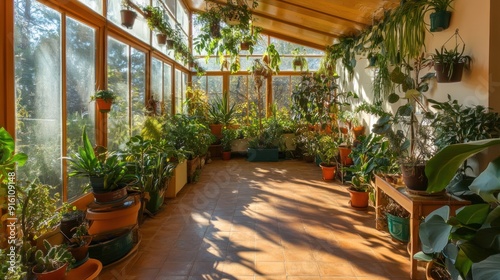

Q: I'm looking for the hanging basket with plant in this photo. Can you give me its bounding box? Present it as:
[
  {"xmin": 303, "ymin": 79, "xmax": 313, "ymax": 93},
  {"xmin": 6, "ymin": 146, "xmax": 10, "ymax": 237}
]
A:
[
  {"xmin": 91, "ymin": 90, "xmax": 117, "ymax": 113},
  {"xmin": 432, "ymin": 30, "xmax": 472, "ymax": 83},
  {"xmin": 120, "ymin": 0, "xmax": 137, "ymax": 29}
]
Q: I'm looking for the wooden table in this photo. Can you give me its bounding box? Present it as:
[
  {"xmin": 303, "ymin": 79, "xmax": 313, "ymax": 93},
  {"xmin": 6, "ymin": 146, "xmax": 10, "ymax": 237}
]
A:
[{"xmin": 374, "ymin": 175, "xmax": 470, "ymax": 279}]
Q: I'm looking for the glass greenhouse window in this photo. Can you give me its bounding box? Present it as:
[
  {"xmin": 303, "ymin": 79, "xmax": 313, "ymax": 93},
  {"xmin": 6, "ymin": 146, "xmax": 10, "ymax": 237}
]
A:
[
  {"xmin": 66, "ymin": 17, "xmax": 97, "ymax": 200},
  {"xmin": 163, "ymin": 64, "xmax": 173, "ymax": 115},
  {"xmin": 151, "ymin": 57, "xmax": 163, "ymax": 114},
  {"xmin": 107, "ymin": 38, "xmax": 129, "ymax": 151},
  {"xmin": 131, "ymin": 49, "xmax": 146, "ymax": 135},
  {"xmin": 14, "ymin": 1, "xmax": 63, "ymax": 192},
  {"xmin": 107, "ymin": 0, "xmax": 149, "ymax": 43},
  {"xmin": 272, "ymin": 76, "xmax": 292, "ymax": 110},
  {"xmin": 78, "ymin": 0, "xmax": 103, "ymax": 14},
  {"xmin": 107, "ymin": 38, "xmax": 147, "ymax": 150}
]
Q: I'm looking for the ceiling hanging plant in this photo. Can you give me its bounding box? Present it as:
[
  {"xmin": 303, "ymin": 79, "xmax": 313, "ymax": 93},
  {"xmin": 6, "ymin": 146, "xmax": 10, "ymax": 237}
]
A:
[
  {"xmin": 428, "ymin": 0, "xmax": 454, "ymax": 32},
  {"xmin": 194, "ymin": 0, "xmax": 261, "ymax": 73},
  {"xmin": 120, "ymin": 0, "xmax": 138, "ymax": 29}
]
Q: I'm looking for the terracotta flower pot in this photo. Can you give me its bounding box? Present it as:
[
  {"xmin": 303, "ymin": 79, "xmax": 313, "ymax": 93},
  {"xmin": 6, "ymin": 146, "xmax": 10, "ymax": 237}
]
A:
[
  {"xmin": 65, "ymin": 258, "xmax": 102, "ymax": 280},
  {"xmin": 33, "ymin": 263, "xmax": 68, "ymax": 280},
  {"xmin": 320, "ymin": 163, "xmax": 336, "ymax": 181},
  {"xmin": 69, "ymin": 236, "xmax": 92, "ymax": 263},
  {"xmin": 86, "ymin": 195, "xmax": 141, "ymax": 235},
  {"xmin": 95, "ymin": 98, "xmax": 112, "ymax": 113},
  {"xmin": 353, "ymin": 126, "xmax": 365, "ymax": 139},
  {"xmin": 222, "ymin": 151, "xmax": 231, "ymax": 160},
  {"xmin": 339, "ymin": 146, "xmax": 353, "ymax": 166},
  {"xmin": 240, "ymin": 41, "xmax": 252, "ymax": 51},
  {"xmin": 401, "ymin": 164, "xmax": 428, "ymax": 191},
  {"xmin": 156, "ymin": 33, "xmax": 167, "ymax": 45},
  {"xmin": 348, "ymin": 188, "xmax": 369, "ymax": 209},
  {"xmin": 209, "ymin": 123, "xmax": 223, "ymax": 139},
  {"xmin": 120, "ymin": 10, "xmax": 137, "ymax": 29}
]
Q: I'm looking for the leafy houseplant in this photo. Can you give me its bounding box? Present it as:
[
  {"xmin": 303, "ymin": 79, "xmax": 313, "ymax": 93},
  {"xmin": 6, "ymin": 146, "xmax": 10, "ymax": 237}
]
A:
[
  {"xmin": 428, "ymin": 0, "xmax": 454, "ymax": 32},
  {"xmin": 91, "ymin": 90, "xmax": 117, "ymax": 113},
  {"xmin": 221, "ymin": 128, "xmax": 238, "ymax": 160},
  {"xmin": 373, "ymin": 54, "xmax": 435, "ymax": 191},
  {"xmin": 32, "ymin": 240, "xmax": 74, "ymax": 279},
  {"xmin": 66, "ymin": 221, "xmax": 92, "ymax": 263},
  {"xmin": 317, "ymin": 134, "xmax": 339, "ymax": 180},
  {"xmin": 262, "ymin": 43, "xmax": 281, "ymax": 74},
  {"xmin": 66, "ymin": 128, "xmax": 136, "ymax": 197},
  {"xmin": 417, "ymin": 139, "xmax": 500, "ymax": 280},
  {"xmin": 432, "ymin": 44, "xmax": 472, "ymax": 82},
  {"xmin": 292, "ymin": 47, "xmax": 308, "ymax": 71}
]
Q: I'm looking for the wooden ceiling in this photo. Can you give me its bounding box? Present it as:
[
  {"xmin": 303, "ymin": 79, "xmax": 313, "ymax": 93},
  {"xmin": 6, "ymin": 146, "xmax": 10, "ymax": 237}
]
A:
[{"xmin": 186, "ymin": 0, "xmax": 400, "ymax": 50}]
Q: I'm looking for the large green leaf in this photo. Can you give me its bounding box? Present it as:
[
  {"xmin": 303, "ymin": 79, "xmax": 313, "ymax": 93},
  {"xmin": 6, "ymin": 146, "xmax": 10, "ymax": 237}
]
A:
[
  {"xmin": 419, "ymin": 214, "xmax": 452, "ymax": 254},
  {"xmin": 455, "ymin": 248, "xmax": 473, "ymax": 279},
  {"xmin": 456, "ymin": 204, "xmax": 490, "ymax": 226},
  {"xmin": 425, "ymin": 138, "xmax": 500, "ymax": 193},
  {"xmin": 469, "ymin": 157, "xmax": 500, "ymax": 202},
  {"xmin": 471, "ymin": 254, "xmax": 500, "ymax": 279}
]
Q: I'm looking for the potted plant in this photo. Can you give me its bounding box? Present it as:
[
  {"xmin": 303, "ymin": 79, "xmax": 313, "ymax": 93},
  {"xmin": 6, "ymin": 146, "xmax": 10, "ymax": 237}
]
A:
[
  {"xmin": 250, "ymin": 59, "xmax": 272, "ymax": 78},
  {"xmin": 66, "ymin": 221, "xmax": 92, "ymax": 264},
  {"xmin": 144, "ymin": 5, "xmax": 173, "ymax": 45},
  {"xmin": 221, "ymin": 128, "xmax": 237, "ymax": 160},
  {"xmin": 66, "ymin": 128, "xmax": 137, "ymax": 203},
  {"xmin": 32, "ymin": 240, "xmax": 74, "ymax": 280},
  {"xmin": 247, "ymin": 112, "xmax": 282, "ymax": 162},
  {"xmin": 415, "ymin": 139, "xmax": 500, "ymax": 279},
  {"xmin": 262, "ymin": 43, "xmax": 281, "ymax": 74},
  {"xmin": 292, "ymin": 47, "xmax": 308, "ymax": 71},
  {"xmin": 382, "ymin": 197, "xmax": 410, "ymax": 242},
  {"xmin": 120, "ymin": 0, "xmax": 137, "ymax": 29},
  {"xmin": 59, "ymin": 204, "xmax": 85, "ymax": 241},
  {"xmin": 90, "ymin": 90, "xmax": 116, "ymax": 113},
  {"xmin": 316, "ymin": 134, "xmax": 339, "ymax": 180},
  {"xmin": 428, "ymin": 0, "xmax": 454, "ymax": 32},
  {"xmin": 207, "ymin": 95, "xmax": 236, "ymax": 139},
  {"xmin": 373, "ymin": 54, "xmax": 435, "ymax": 191},
  {"xmin": 432, "ymin": 44, "xmax": 472, "ymax": 83}
]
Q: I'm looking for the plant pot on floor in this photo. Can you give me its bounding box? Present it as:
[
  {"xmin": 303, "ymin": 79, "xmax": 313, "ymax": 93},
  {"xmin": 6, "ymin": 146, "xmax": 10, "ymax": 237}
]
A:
[
  {"xmin": 400, "ymin": 164, "xmax": 428, "ymax": 191},
  {"xmin": 348, "ymin": 188, "xmax": 369, "ymax": 209},
  {"xmin": 120, "ymin": 10, "xmax": 137, "ymax": 29},
  {"xmin": 95, "ymin": 98, "xmax": 113, "ymax": 113},
  {"xmin": 430, "ymin": 10, "xmax": 451, "ymax": 32},
  {"xmin": 145, "ymin": 189, "xmax": 165, "ymax": 214},
  {"xmin": 434, "ymin": 62, "xmax": 465, "ymax": 83},
  {"xmin": 222, "ymin": 151, "xmax": 231, "ymax": 160},
  {"xmin": 319, "ymin": 163, "xmax": 336, "ymax": 181},
  {"xmin": 386, "ymin": 213, "xmax": 409, "ymax": 242},
  {"xmin": 247, "ymin": 147, "xmax": 279, "ymax": 162},
  {"xmin": 65, "ymin": 258, "xmax": 102, "ymax": 280},
  {"xmin": 426, "ymin": 260, "xmax": 451, "ymax": 280}
]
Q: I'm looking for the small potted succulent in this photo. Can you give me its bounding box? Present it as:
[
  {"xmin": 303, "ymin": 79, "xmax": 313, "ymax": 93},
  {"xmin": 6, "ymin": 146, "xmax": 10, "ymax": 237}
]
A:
[
  {"xmin": 32, "ymin": 240, "xmax": 75, "ymax": 280},
  {"xmin": 90, "ymin": 89, "xmax": 117, "ymax": 113}
]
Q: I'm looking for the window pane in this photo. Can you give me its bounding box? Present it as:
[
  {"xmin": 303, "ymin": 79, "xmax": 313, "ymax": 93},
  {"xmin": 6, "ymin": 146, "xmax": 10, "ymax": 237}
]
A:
[
  {"xmin": 131, "ymin": 48, "xmax": 146, "ymax": 135},
  {"xmin": 163, "ymin": 63, "xmax": 172, "ymax": 115},
  {"xmin": 107, "ymin": 38, "xmax": 129, "ymax": 150},
  {"xmin": 229, "ymin": 76, "xmax": 249, "ymax": 124},
  {"xmin": 151, "ymin": 57, "xmax": 163, "ymax": 115},
  {"xmin": 207, "ymin": 76, "xmax": 223, "ymax": 103},
  {"xmin": 66, "ymin": 17, "xmax": 96, "ymax": 200},
  {"xmin": 107, "ymin": 0, "xmax": 149, "ymax": 43},
  {"xmin": 175, "ymin": 69, "xmax": 183, "ymax": 114},
  {"xmin": 79, "ymin": 0, "xmax": 103, "ymax": 14},
  {"xmin": 14, "ymin": 1, "xmax": 62, "ymax": 191},
  {"xmin": 272, "ymin": 76, "xmax": 291, "ymax": 110}
]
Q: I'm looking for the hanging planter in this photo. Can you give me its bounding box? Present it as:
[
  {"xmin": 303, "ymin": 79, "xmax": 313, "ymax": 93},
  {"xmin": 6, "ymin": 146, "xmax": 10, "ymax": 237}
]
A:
[
  {"xmin": 225, "ymin": 10, "xmax": 240, "ymax": 26},
  {"xmin": 240, "ymin": 41, "xmax": 252, "ymax": 51},
  {"xmin": 166, "ymin": 39, "xmax": 175, "ymax": 50},
  {"xmin": 430, "ymin": 10, "xmax": 451, "ymax": 32},
  {"xmin": 156, "ymin": 33, "xmax": 167, "ymax": 45},
  {"xmin": 434, "ymin": 61, "xmax": 464, "ymax": 83},
  {"xmin": 120, "ymin": 9, "xmax": 137, "ymax": 29},
  {"xmin": 432, "ymin": 30, "xmax": 472, "ymax": 83},
  {"xmin": 91, "ymin": 90, "xmax": 116, "ymax": 113},
  {"xmin": 210, "ymin": 21, "xmax": 221, "ymax": 38}
]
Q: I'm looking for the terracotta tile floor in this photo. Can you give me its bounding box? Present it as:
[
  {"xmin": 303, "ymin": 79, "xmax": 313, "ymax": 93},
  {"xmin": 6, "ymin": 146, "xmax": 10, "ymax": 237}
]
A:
[{"xmin": 98, "ymin": 158, "xmax": 425, "ymax": 280}]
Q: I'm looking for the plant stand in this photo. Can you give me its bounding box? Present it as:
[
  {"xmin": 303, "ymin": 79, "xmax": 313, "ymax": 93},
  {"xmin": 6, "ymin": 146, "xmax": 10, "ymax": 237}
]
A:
[
  {"xmin": 165, "ymin": 160, "xmax": 187, "ymax": 198},
  {"xmin": 374, "ymin": 175, "xmax": 470, "ymax": 279}
]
